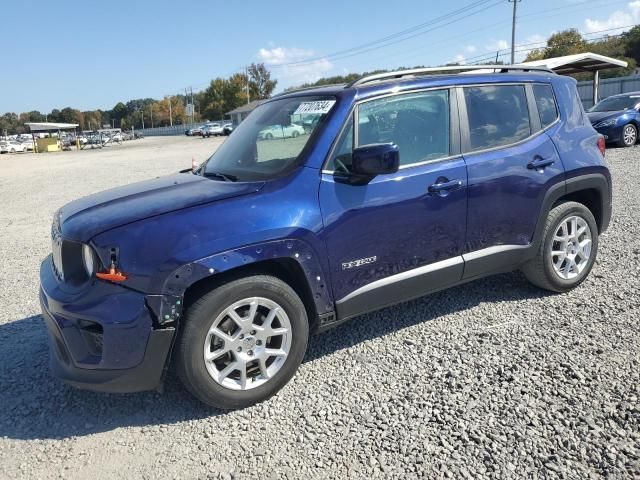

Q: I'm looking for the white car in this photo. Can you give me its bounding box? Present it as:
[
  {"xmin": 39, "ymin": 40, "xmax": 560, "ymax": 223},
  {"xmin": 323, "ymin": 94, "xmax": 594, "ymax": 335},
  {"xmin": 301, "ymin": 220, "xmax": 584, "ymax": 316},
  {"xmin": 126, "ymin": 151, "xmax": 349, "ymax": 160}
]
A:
[
  {"xmin": 0, "ymin": 141, "xmax": 27, "ymax": 153},
  {"xmin": 258, "ymin": 123, "xmax": 305, "ymax": 140},
  {"xmin": 20, "ymin": 139, "xmax": 35, "ymax": 150},
  {"xmin": 203, "ymin": 123, "xmax": 224, "ymax": 137}
]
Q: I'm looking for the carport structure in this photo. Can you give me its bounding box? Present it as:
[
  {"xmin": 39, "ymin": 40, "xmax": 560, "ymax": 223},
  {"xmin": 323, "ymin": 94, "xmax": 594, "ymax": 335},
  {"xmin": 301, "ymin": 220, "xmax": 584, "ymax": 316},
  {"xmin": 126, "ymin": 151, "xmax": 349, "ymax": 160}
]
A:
[
  {"xmin": 523, "ymin": 52, "xmax": 628, "ymax": 105},
  {"xmin": 24, "ymin": 122, "xmax": 79, "ymax": 152}
]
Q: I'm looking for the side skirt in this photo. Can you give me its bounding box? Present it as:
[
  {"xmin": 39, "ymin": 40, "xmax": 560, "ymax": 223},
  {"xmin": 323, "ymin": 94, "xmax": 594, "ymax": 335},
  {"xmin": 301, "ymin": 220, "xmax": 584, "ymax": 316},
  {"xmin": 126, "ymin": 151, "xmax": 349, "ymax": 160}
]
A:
[
  {"xmin": 334, "ymin": 257, "xmax": 464, "ymax": 321},
  {"xmin": 332, "ymin": 244, "xmax": 534, "ymax": 325}
]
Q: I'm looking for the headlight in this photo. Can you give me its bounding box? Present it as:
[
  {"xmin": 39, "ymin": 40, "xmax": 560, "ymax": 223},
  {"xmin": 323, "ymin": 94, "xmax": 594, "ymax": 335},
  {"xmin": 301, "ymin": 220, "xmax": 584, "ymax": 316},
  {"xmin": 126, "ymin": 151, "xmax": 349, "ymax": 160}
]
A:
[
  {"xmin": 594, "ymin": 119, "xmax": 617, "ymax": 128},
  {"xmin": 82, "ymin": 244, "xmax": 95, "ymax": 277}
]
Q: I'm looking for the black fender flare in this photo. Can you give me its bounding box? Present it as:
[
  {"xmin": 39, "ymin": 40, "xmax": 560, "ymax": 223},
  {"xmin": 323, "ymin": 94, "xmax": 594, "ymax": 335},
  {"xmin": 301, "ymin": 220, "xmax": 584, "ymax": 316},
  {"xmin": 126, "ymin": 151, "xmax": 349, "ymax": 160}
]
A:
[
  {"xmin": 159, "ymin": 238, "xmax": 334, "ymax": 318},
  {"xmin": 528, "ymin": 172, "xmax": 611, "ymax": 261}
]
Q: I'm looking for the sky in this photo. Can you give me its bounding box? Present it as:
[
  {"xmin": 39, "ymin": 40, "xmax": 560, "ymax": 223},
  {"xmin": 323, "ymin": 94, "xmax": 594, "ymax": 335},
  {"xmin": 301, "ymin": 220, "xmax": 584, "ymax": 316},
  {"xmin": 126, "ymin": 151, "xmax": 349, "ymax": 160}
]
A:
[{"xmin": 1, "ymin": 0, "xmax": 639, "ymax": 113}]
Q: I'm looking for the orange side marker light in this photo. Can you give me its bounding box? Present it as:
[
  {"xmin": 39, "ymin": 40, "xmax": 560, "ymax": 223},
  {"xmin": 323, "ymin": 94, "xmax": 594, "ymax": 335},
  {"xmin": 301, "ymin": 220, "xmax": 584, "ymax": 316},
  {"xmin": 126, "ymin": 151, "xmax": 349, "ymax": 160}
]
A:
[{"xmin": 96, "ymin": 265, "xmax": 128, "ymax": 282}]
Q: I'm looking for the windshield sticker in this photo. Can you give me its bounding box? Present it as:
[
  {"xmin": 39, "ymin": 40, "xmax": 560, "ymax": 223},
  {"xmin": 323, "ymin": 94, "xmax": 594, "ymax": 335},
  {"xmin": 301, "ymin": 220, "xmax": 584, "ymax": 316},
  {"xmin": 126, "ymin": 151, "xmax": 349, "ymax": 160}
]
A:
[{"xmin": 294, "ymin": 100, "xmax": 336, "ymax": 115}]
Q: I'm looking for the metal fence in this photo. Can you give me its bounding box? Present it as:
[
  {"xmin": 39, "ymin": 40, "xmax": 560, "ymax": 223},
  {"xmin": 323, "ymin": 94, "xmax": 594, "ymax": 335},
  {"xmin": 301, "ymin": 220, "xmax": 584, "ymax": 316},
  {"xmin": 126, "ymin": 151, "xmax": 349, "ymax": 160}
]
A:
[
  {"xmin": 577, "ymin": 74, "xmax": 640, "ymax": 109},
  {"xmin": 138, "ymin": 119, "xmax": 227, "ymax": 137}
]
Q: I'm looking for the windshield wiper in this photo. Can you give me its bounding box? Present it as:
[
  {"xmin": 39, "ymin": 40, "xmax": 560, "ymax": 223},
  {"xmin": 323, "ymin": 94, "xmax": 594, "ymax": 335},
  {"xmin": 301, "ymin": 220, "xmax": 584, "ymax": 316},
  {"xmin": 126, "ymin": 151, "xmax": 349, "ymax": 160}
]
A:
[{"xmin": 203, "ymin": 171, "xmax": 238, "ymax": 182}]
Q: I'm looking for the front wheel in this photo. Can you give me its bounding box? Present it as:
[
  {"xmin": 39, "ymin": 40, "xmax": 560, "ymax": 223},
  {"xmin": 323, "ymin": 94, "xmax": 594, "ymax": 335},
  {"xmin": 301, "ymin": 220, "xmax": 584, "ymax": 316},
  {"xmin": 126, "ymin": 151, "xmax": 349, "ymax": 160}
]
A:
[
  {"xmin": 522, "ymin": 201, "xmax": 598, "ymax": 292},
  {"xmin": 619, "ymin": 123, "xmax": 637, "ymax": 147},
  {"xmin": 176, "ymin": 275, "xmax": 309, "ymax": 409}
]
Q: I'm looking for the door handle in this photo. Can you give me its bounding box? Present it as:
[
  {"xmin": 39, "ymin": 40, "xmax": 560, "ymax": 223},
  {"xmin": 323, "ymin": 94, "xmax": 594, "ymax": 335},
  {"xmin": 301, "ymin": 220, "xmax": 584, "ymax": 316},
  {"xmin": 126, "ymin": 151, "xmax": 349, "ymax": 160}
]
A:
[
  {"xmin": 527, "ymin": 157, "xmax": 555, "ymax": 170},
  {"xmin": 428, "ymin": 179, "xmax": 463, "ymax": 194}
]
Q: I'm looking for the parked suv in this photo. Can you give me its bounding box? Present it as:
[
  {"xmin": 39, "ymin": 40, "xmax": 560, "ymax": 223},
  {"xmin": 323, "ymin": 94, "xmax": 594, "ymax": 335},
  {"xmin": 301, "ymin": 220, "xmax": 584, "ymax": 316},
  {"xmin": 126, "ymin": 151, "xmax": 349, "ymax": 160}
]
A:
[{"xmin": 40, "ymin": 66, "xmax": 612, "ymax": 409}]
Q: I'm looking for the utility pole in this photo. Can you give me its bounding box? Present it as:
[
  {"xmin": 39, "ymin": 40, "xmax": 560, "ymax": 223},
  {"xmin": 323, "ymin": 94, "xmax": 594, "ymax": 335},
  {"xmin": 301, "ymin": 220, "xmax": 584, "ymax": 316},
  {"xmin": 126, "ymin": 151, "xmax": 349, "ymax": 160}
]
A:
[
  {"xmin": 150, "ymin": 104, "xmax": 154, "ymax": 128},
  {"xmin": 167, "ymin": 96, "xmax": 173, "ymax": 126},
  {"xmin": 245, "ymin": 66, "xmax": 250, "ymax": 105},
  {"xmin": 508, "ymin": 0, "xmax": 521, "ymax": 64}
]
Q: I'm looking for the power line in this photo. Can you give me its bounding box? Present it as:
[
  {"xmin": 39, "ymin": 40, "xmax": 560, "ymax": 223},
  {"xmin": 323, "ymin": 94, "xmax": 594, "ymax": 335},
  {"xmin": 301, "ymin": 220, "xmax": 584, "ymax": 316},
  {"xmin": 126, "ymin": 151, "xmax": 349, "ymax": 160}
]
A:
[
  {"xmin": 269, "ymin": 0, "xmax": 501, "ymax": 68},
  {"xmin": 468, "ymin": 31, "xmax": 633, "ymax": 64}
]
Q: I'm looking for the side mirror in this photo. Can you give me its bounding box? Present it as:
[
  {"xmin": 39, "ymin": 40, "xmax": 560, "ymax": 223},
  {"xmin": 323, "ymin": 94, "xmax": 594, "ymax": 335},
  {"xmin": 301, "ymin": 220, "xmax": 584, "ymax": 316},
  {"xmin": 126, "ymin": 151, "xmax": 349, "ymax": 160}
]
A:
[{"xmin": 350, "ymin": 143, "xmax": 399, "ymax": 181}]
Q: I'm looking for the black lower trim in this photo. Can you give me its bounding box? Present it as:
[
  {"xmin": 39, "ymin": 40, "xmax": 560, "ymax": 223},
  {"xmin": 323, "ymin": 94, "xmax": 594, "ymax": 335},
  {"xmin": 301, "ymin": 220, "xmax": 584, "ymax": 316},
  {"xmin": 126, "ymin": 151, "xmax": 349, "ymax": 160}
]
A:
[
  {"xmin": 335, "ymin": 258, "xmax": 463, "ymax": 321},
  {"xmin": 43, "ymin": 306, "xmax": 175, "ymax": 393}
]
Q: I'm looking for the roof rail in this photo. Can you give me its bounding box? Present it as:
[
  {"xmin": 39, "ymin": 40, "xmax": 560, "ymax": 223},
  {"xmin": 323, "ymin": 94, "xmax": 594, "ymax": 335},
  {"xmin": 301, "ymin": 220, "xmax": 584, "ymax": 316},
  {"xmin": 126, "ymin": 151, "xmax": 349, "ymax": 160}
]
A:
[
  {"xmin": 346, "ymin": 64, "xmax": 555, "ymax": 87},
  {"xmin": 272, "ymin": 83, "xmax": 345, "ymax": 98}
]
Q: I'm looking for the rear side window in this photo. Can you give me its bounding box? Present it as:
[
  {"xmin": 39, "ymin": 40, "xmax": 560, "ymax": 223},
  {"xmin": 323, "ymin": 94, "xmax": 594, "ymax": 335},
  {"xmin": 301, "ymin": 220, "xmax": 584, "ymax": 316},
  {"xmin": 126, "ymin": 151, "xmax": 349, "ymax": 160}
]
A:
[
  {"xmin": 533, "ymin": 84, "xmax": 559, "ymax": 128},
  {"xmin": 464, "ymin": 85, "xmax": 531, "ymax": 151}
]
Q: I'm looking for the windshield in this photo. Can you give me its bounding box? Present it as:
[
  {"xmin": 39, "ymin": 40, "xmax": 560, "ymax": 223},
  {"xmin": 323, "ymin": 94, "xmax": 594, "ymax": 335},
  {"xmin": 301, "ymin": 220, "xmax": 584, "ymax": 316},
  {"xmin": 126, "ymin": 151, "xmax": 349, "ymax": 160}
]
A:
[
  {"xmin": 589, "ymin": 95, "xmax": 640, "ymax": 112},
  {"xmin": 203, "ymin": 95, "xmax": 336, "ymax": 181}
]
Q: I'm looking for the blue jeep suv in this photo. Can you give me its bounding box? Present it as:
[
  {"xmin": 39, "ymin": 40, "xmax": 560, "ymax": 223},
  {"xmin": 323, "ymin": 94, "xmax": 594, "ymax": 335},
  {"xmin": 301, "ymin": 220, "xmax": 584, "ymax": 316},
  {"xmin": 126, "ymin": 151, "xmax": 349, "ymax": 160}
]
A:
[{"xmin": 40, "ymin": 65, "xmax": 612, "ymax": 409}]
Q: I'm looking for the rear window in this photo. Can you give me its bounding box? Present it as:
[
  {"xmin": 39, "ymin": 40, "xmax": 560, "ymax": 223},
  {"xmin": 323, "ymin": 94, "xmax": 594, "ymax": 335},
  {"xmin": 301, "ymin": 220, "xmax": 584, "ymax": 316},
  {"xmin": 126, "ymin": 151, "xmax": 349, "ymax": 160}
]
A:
[
  {"xmin": 464, "ymin": 85, "xmax": 531, "ymax": 151},
  {"xmin": 533, "ymin": 84, "xmax": 559, "ymax": 128}
]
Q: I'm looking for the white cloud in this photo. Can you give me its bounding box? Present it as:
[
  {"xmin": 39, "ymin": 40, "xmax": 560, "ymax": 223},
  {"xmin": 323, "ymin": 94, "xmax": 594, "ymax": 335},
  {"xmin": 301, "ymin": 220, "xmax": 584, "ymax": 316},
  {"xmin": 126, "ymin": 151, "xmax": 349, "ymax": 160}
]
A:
[
  {"xmin": 465, "ymin": 45, "xmax": 477, "ymax": 53},
  {"xmin": 522, "ymin": 34, "xmax": 546, "ymax": 47},
  {"xmin": 257, "ymin": 46, "xmax": 334, "ymax": 88},
  {"xmin": 486, "ymin": 39, "xmax": 509, "ymax": 52},
  {"xmin": 452, "ymin": 54, "xmax": 467, "ymax": 64},
  {"xmin": 584, "ymin": 1, "xmax": 640, "ymax": 33}
]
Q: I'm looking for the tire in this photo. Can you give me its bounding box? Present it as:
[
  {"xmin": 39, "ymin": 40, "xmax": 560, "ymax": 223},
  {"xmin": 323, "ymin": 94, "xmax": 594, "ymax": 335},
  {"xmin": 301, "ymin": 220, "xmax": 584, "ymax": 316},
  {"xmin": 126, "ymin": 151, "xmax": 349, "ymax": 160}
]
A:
[
  {"xmin": 521, "ymin": 201, "xmax": 598, "ymax": 292},
  {"xmin": 175, "ymin": 275, "xmax": 309, "ymax": 409},
  {"xmin": 618, "ymin": 123, "xmax": 637, "ymax": 147},
  {"xmin": 10, "ymin": 148, "xmax": 15, "ymax": 153},
  {"xmin": 265, "ymin": 133, "xmax": 273, "ymax": 140},
  {"xmin": 292, "ymin": 130, "xmax": 300, "ymax": 138}
]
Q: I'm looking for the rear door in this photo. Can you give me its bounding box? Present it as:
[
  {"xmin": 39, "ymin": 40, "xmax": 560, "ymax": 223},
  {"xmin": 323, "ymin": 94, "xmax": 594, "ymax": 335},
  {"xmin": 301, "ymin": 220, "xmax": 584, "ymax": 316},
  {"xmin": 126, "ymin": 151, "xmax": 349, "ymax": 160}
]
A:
[
  {"xmin": 318, "ymin": 88, "xmax": 468, "ymax": 319},
  {"xmin": 458, "ymin": 82, "xmax": 564, "ymax": 278}
]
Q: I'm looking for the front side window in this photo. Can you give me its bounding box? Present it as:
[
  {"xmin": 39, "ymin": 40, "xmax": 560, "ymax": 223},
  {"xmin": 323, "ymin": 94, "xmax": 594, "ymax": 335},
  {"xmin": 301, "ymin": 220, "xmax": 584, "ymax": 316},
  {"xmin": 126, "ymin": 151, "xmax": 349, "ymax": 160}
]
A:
[
  {"xmin": 464, "ymin": 85, "xmax": 531, "ymax": 151},
  {"xmin": 203, "ymin": 95, "xmax": 335, "ymax": 181},
  {"xmin": 357, "ymin": 90, "xmax": 450, "ymax": 167},
  {"xmin": 533, "ymin": 84, "xmax": 559, "ymax": 128}
]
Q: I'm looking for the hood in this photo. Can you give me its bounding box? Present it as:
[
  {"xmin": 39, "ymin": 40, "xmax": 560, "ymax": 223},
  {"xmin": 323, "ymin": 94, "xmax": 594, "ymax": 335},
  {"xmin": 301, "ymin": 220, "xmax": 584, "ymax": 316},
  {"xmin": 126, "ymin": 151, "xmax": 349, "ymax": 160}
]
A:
[
  {"xmin": 59, "ymin": 173, "xmax": 263, "ymax": 242},
  {"xmin": 586, "ymin": 111, "xmax": 623, "ymax": 124}
]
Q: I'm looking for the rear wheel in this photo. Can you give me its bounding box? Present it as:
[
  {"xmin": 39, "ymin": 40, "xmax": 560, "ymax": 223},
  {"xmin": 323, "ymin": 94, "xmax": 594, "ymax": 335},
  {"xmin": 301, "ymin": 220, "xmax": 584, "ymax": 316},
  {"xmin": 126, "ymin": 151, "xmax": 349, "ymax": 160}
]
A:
[
  {"xmin": 176, "ymin": 275, "xmax": 309, "ymax": 409},
  {"xmin": 619, "ymin": 123, "xmax": 637, "ymax": 147},
  {"xmin": 522, "ymin": 201, "xmax": 598, "ymax": 292}
]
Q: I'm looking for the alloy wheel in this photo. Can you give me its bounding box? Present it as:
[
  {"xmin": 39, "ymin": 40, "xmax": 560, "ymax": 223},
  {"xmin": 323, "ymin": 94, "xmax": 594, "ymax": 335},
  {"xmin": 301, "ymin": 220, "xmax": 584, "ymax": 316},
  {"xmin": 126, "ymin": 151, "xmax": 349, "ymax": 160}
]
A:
[
  {"xmin": 203, "ymin": 297, "xmax": 292, "ymax": 390},
  {"xmin": 624, "ymin": 125, "xmax": 637, "ymax": 146},
  {"xmin": 550, "ymin": 215, "xmax": 593, "ymax": 280}
]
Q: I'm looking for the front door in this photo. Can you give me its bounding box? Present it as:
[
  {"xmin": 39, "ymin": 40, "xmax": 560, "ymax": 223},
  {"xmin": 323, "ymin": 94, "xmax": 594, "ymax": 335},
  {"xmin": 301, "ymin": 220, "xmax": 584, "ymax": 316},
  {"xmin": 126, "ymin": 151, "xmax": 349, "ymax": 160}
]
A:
[{"xmin": 318, "ymin": 88, "xmax": 468, "ymax": 319}]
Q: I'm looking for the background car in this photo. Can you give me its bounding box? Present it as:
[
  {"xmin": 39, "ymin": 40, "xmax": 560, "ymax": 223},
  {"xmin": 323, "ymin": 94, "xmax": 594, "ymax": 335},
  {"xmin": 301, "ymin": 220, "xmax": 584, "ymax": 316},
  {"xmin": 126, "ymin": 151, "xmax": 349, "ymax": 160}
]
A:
[
  {"xmin": 186, "ymin": 126, "xmax": 204, "ymax": 136},
  {"xmin": 0, "ymin": 141, "xmax": 27, "ymax": 153},
  {"xmin": 20, "ymin": 139, "xmax": 34, "ymax": 150},
  {"xmin": 587, "ymin": 92, "xmax": 640, "ymax": 147},
  {"xmin": 258, "ymin": 123, "xmax": 305, "ymax": 140},
  {"xmin": 222, "ymin": 123, "xmax": 234, "ymax": 135}
]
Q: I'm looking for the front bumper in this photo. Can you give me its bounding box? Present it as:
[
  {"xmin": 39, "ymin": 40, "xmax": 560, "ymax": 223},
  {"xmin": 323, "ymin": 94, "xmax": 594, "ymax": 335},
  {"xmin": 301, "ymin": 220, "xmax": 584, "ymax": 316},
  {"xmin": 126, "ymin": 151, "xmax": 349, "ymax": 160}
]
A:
[
  {"xmin": 592, "ymin": 124, "xmax": 623, "ymax": 143},
  {"xmin": 39, "ymin": 256, "xmax": 175, "ymax": 393}
]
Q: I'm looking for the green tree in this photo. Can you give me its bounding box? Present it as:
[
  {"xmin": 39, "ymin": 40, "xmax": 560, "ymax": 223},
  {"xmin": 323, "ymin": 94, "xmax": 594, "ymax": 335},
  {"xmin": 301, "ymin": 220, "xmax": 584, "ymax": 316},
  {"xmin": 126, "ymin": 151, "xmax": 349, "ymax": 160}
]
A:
[{"xmin": 247, "ymin": 63, "xmax": 277, "ymax": 100}]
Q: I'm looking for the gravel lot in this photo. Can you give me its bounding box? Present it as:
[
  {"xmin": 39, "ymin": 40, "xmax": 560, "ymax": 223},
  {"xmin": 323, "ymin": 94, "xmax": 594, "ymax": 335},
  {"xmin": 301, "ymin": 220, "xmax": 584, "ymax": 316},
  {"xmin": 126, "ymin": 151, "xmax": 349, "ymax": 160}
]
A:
[{"xmin": 0, "ymin": 136, "xmax": 638, "ymax": 479}]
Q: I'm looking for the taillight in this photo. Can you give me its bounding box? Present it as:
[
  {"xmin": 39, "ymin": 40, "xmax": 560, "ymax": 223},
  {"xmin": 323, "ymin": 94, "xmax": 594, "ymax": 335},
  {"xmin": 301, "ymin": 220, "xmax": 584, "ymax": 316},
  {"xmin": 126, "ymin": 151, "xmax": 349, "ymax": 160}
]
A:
[{"xmin": 597, "ymin": 136, "xmax": 606, "ymax": 157}]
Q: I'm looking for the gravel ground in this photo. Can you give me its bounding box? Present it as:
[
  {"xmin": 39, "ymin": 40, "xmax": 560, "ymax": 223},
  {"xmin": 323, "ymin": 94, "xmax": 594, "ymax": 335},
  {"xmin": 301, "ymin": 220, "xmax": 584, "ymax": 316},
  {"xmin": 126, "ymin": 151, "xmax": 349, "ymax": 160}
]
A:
[{"xmin": 0, "ymin": 137, "xmax": 638, "ymax": 479}]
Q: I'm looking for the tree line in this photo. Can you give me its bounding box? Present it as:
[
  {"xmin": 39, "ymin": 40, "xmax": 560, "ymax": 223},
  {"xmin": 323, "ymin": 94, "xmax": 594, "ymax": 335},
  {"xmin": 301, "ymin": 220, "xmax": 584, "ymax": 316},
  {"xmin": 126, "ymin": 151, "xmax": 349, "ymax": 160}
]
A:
[{"xmin": 0, "ymin": 63, "xmax": 276, "ymax": 135}]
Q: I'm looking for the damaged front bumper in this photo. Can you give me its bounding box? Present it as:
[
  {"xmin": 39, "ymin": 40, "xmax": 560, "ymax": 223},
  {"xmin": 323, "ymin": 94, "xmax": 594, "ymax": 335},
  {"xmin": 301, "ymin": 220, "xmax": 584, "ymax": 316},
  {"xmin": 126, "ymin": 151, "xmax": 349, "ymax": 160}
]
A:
[{"xmin": 39, "ymin": 255, "xmax": 177, "ymax": 393}]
